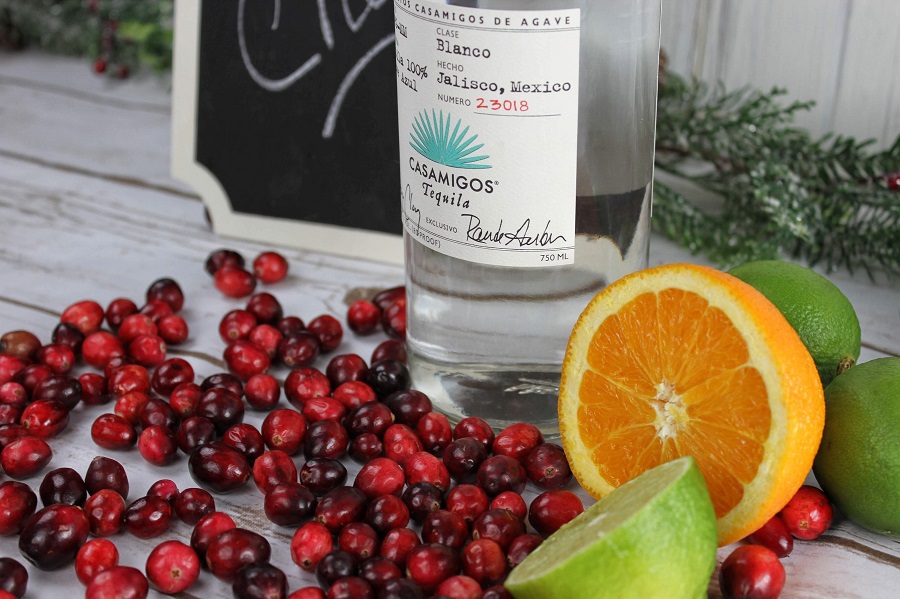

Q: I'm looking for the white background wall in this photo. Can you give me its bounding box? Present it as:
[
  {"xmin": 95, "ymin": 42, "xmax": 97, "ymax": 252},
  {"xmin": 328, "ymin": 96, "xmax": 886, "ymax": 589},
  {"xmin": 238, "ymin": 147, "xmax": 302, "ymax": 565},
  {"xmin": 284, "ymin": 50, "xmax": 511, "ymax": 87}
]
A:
[{"xmin": 661, "ymin": 0, "xmax": 900, "ymax": 149}]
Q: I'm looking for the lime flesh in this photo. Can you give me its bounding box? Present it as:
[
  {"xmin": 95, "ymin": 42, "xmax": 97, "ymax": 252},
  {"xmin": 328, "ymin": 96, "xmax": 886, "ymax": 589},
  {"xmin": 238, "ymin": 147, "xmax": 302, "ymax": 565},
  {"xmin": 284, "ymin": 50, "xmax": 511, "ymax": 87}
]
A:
[{"xmin": 505, "ymin": 456, "xmax": 717, "ymax": 599}]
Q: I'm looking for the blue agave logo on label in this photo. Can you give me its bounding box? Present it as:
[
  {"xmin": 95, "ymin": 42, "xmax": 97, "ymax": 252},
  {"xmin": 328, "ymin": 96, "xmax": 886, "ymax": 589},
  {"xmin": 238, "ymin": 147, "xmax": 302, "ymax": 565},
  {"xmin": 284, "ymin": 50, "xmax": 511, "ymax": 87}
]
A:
[{"xmin": 410, "ymin": 109, "xmax": 491, "ymax": 170}]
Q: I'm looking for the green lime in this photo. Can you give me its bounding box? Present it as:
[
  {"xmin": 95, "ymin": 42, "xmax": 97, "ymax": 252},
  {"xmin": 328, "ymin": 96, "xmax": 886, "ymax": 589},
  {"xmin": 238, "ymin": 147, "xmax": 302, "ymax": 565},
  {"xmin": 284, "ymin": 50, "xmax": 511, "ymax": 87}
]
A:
[
  {"xmin": 505, "ymin": 457, "xmax": 717, "ymax": 599},
  {"xmin": 813, "ymin": 357, "xmax": 900, "ymax": 537},
  {"xmin": 728, "ymin": 260, "xmax": 861, "ymax": 386}
]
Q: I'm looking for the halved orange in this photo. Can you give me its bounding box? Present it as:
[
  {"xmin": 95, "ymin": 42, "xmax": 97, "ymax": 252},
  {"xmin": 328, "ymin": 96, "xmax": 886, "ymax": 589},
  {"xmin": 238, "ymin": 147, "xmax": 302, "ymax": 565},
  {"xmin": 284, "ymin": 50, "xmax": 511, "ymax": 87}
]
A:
[{"xmin": 558, "ymin": 263, "xmax": 825, "ymax": 546}]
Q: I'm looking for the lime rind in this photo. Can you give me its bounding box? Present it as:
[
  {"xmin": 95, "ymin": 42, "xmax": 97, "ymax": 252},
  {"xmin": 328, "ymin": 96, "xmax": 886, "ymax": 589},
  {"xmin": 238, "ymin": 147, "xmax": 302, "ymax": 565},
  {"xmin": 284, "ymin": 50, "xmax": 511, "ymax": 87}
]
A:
[{"xmin": 506, "ymin": 457, "xmax": 717, "ymax": 599}]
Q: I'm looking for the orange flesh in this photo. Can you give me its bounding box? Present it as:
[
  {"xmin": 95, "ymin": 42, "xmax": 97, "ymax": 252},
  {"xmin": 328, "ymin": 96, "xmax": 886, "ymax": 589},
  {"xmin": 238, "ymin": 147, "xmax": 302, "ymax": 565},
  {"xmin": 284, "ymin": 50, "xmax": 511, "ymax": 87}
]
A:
[{"xmin": 577, "ymin": 290, "xmax": 771, "ymax": 518}]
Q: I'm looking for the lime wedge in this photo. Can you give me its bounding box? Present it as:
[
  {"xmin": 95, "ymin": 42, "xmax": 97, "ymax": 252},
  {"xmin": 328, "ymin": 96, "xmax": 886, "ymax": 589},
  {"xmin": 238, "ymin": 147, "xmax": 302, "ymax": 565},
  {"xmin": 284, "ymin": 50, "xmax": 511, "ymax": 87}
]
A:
[{"xmin": 505, "ymin": 456, "xmax": 717, "ymax": 599}]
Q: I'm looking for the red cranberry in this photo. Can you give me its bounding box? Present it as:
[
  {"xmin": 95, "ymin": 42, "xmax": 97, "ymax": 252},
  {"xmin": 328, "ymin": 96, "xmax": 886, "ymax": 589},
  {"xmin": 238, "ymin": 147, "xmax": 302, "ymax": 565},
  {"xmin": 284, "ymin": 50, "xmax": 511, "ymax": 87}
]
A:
[
  {"xmin": 445, "ymin": 484, "xmax": 490, "ymax": 525},
  {"xmin": 366, "ymin": 494, "xmax": 411, "ymax": 535},
  {"xmin": 1, "ymin": 436, "xmax": 52, "ymax": 478},
  {"xmin": 359, "ymin": 557, "xmax": 402, "ymax": 590},
  {"xmin": 453, "ymin": 417, "xmax": 494, "ymax": 450},
  {"xmin": 146, "ymin": 278, "xmax": 184, "ymax": 312},
  {"xmin": 61, "ymin": 299, "xmax": 105, "ymax": 335},
  {"xmin": 0, "ymin": 403, "xmax": 21, "ymax": 426},
  {"xmin": 252, "ymin": 449, "xmax": 298, "ymax": 494},
  {"xmin": 147, "ymin": 479, "xmax": 180, "ymax": 504},
  {"xmin": 140, "ymin": 299, "xmax": 174, "ymax": 322},
  {"xmin": 305, "ymin": 419, "xmax": 350, "ymax": 460},
  {"xmin": 326, "ymin": 353, "xmax": 368, "ymax": 387},
  {"xmin": 370, "ymin": 339, "xmax": 407, "ymax": 364},
  {"xmin": 215, "ymin": 266, "xmax": 258, "ymax": 298},
  {"xmin": 279, "ymin": 332, "xmax": 321, "ymax": 368},
  {"xmin": 245, "ymin": 373, "xmax": 281, "ymax": 410},
  {"xmin": 145, "ymin": 539, "xmax": 199, "ymax": 594},
  {"xmin": 493, "ymin": 422, "xmax": 543, "ymax": 463},
  {"xmin": 36, "ymin": 343, "xmax": 76, "ymax": 374},
  {"xmin": 206, "ymin": 527, "xmax": 271, "ymax": 581},
  {"xmin": 382, "ymin": 423, "xmax": 423, "ymax": 464},
  {"xmin": 0, "ymin": 355, "xmax": 28, "ymax": 388},
  {"xmin": 0, "ymin": 330, "xmax": 41, "ymax": 361},
  {"xmin": 339, "ymin": 522, "xmax": 380, "ymax": 560},
  {"xmin": 90, "ymin": 413, "xmax": 136, "ymax": 450},
  {"xmin": 373, "ymin": 286, "xmax": 406, "ymax": 313},
  {"xmin": 188, "ymin": 442, "xmax": 251, "ymax": 493},
  {"xmin": 416, "ymin": 412, "xmax": 452, "ymax": 455},
  {"xmin": 252, "ymin": 251, "xmax": 289, "ymax": 283},
  {"xmin": 0, "ymin": 556, "xmax": 28, "ymax": 598},
  {"xmin": 124, "ymin": 495, "xmax": 172, "ymax": 539},
  {"xmin": 138, "ymin": 425, "xmax": 178, "ymax": 466},
  {"xmin": 190, "ymin": 511, "xmax": 236, "ymax": 566},
  {"xmin": 405, "ymin": 543, "xmax": 459, "ymax": 594},
  {"xmin": 349, "ymin": 433, "xmax": 384, "ymax": 464},
  {"xmin": 77, "ymin": 373, "xmax": 107, "ymax": 405},
  {"xmin": 402, "ymin": 482, "xmax": 445, "ymax": 523},
  {"xmin": 491, "ymin": 491, "xmax": 527, "ymax": 520},
  {"xmin": 85, "ymin": 565, "xmax": 149, "ymax": 599},
  {"xmin": 261, "ymin": 408, "xmax": 307, "ymax": 455},
  {"xmin": 300, "ymin": 458, "xmax": 348, "ymax": 496},
  {"xmin": 32, "ymin": 374, "xmax": 82, "ymax": 410},
  {"xmin": 83, "ymin": 489, "xmax": 126, "ymax": 536},
  {"xmin": 365, "ymin": 360, "xmax": 410, "ymax": 399},
  {"xmin": 169, "ymin": 382, "xmax": 203, "ymax": 419},
  {"xmin": 347, "ymin": 300, "xmax": 381, "ymax": 335},
  {"xmin": 383, "ymin": 390, "xmax": 432, "ymax": 428},
  {"xmin": 290, "ymin": 589, "xmax": 327, "ymax": 599},
  {"xmin": 0, "ymin": 381, "xmax": 26, "ymax": 407},
  {"xmin": 308, "ymin": 315, "xmax": 343, "ymax": 353},
  {"xmin": 248, "ymin": 324, "xmax": 283, "ymax": 358},
  {"xmin": 528, "ymin": 490, "xmax": 584, "ymax": 536},
  {"xmin": 0, "ymin": 481, "xmax": 37, "ymax": 535},
  {"xmin": 471, "ymin": 509, "xmax": 525, "ymax": 551},
  {"xmin": 779, "ymin": 485, "xmax": 833, "ymax": 540},
  {"xmin": 117, "ymin": 314, "xmax": 157, "ymax": 346},
  {"xmin": 39, "ymin": 466, "xmax": 87, "ymax": 507},
  {"xmin": 195, "ymin": 387, "xmax": 245, "ymax": 435},
  {"xmin": 202, "ymin": 371, "xmax": 245, "ymax": 396},
  {"xmin": 316, "ymin": 550, "xmax": 359, "ymax": 588},
  {"xmin": 404, "ymin": 451, "xmax": 451, "ymax": 491},
  {"xmin": 0, "ymin": 423, "xmax": 30, "ymax": 449},
  {"xmin": 524, "ymin": 443, "xmax": 572, "ymax": 489},
  {"xmin": 436, "ymin": 574, "xmax": 482, "ymax": 599},
  {"xmin": 234, "ymin": 563, "xmax": 288, "ymax": 599},
  {"xmin": 21, "ymin": 398, "xmax": 69, "ymax": 438},
  {"xmin": 345, "ymin": 402, "xmax": 394, "ymax": 439},
  {"xmin": 127, "ymin": 334, "xmax": 167, "ymax": 367},
  {"xmin": 114, "ymin": 390, "xmax": 151, "ymax": 425},
  {"xmin": 333, "ymin": 380, "xmax": 377, "ymax": 410},
  {"xmin": 220, "ymin": 309, "xmax": 257, "ymax": 343},
  {"xmin": 173, "ymin": 487, "xmax": 216, "ymax": 524},
  {"xmin": 265, "ymin": 482, "xmax": 317, "ymax": 526},
  {"xmin": 316, "ymin": 486, "xmax": 368, "ymax": 532},
  {"xmin": 151, "ymin": 357, "xmax": 194, "ymax": 396},
  {"xmin": 378, "ymin": 527, "xmax": 421, "ymax": 567},
  {"xmin": 246, "ymin": 292, "xmax": 284, "ymax": 324},
  {"xmin": 206, "ymin": 248, "xmax": 246, "ymax": 275},
  {"xmin": 75, "ymin": 538, "xmax": 119, "ymax": 585},
  {"xmin": 284, "ymin": 367, "xmax": 331, "ymax": 408},
  {"xmin": 138, "ymin": 398, "xmax": 178, "ymax": 432},
  {"xmin": 477, "ymin": 455, "xmax": 526, "ymax": 497},
  {"xmin": 355, "ymin": 457, "xmax": 406, "ymax": 498},
  {"xmin": 18, "ymin": 503, "xmax": 90, "ymax": 570},
  {"xmin": 51, "ymin": 322, "xmax": 85, "ymax": 354},
  {"xmin": 225, "ymin": 339, "xmax": 271, "ymax": 380},
  {"xmin": 422, "ymin": 509, "xmax": 469, "ymax": 551},
  {"xmin": 303, "ymin": 396, "xmax": 347, "ymax": 423},
  {"xmin": 746, "ymin": 515, "xmax": 794, "ymax": 558},
  {"xmin": 223, "ymin": 422, "xmax": 266, "ymax": 463},
  {"xmin": 381, "ymin": 298, "xmax": 406, "ymax": 340},
  {"xmin": 105, "ymin": 298, "xmax": 139, "ymax": 330},
  {"xmin": 461, "ymin": 538, "xmax": 507, "ymax": 587},
  {"xmin": 15, "ymin": 363, "xmax": 52, "ymax": 397},
  {"xmin": 291, "ymin": 521, "xmax": 334, "ymax": 571},
  {"xmin": 443, "ymin": 437, "xmax": 488, "ymax": 484},
  {"xmin": 506, "ymin": 533, "xmax": 543, "ymax": 570},
  {"xmin": 719, "ymin": 545, "xmax": 786, "ymax": 599},
  {"xmin": 176, "ymin": 416, "xmax": 216, "ymax": 454},
  {"xmin": 378, "ymin": 578, "xmax": 423, "ymax": 598},
  {"xmin": 277, "ymin": 315, "xmax": 306, "ymax": 337},
  {"xmin": 157, "ymin": 314, "xmax": 189, "ymax": 345},
  {"xmin": 108, "ymin": 364, "xmax": 150, "ymax": 396},
  {"xmin": 327, "ymin": 576, "xmax": 373, "ymax": 599}
]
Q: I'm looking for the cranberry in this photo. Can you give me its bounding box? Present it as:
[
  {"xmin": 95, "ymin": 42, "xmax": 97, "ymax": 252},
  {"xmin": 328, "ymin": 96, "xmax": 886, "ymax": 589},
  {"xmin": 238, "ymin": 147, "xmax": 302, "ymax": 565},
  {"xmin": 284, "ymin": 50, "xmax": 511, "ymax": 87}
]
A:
[
  {"xmin": 85, "ymin": 565, "xmax": 149, "ymax": 599},
  {"xmin": 60, "ymin": 299, "xmax": 105, "ymax": 335},
  {"xmin": 326, "ymin": 353, "xmax": 368, "ymax": 387},
  {"xmin": 265, "ymin": 482, "xmax": 317, "ymax": 526},
  {"xmin": 303, "ymin": 396, "xmax": 348, "ymax": 423},
  {"xmin": 188, "ymin": 442, "xmax": 251, "ymax": 493},
  {"xmin": 105, "ymin": 298, "xmax": 139, "ymax": 330},
  {"xmin": 779, "ymin": 485, "xmax": 833, "ymax": 540},
  {"xmin": 124, "ymin": 495, "xmax": 172, "ymax": 539},
  {"xmin": 339, "ymin": 522, "xmax": 380, "ymax": 560},
  {"xmin": 225, "ymin": 339, "xmax": 271, "ymax": 380},
  {"xmin": 138, "ymin": 399, "xmax": 178, "ymax": 433},
  {"xmin": 83, "ymin": 489, "xmax": 126, "ymax": 536},
  {"xmin": 79, "ymin": 372, "xmax": 108, "ymax": 405},
  {"xmin": 316, "ymin": 550, "xmax": 359, "ymax": 588},
  {"xmin": 506, "ymin": 533, "xmax": 543, "ymax": 569},
  {"xmin": 382, "ymin": 423, "xmax": 423, "ymax": 464},
  {"xmin": 150, "ymin": 357, "xmax": 194, "ymax": 396},
  {"xmin": 416, "ymin": 412, "xmax": 452, "ymax": 455},
  {"xmin": 169, "ymin": 382, "xmax": 203, "ymax": 419},
  {"xmin": 359, "ymin": 557, "xmax": 402, "ymax": 590},
  {"xmin": 261, "ymin": 408, "xmax": 307, "ymax": 455},
  {"xmin": 141, "ymin": 299, "xmax": 175, "ymax": 322},
  {"xmin": 206, "ymin": 248, "xmax": 246, "ymax": 275},
  {"xmin": 147, "ymin": 479, "xmax": 180, "ymax": 504},
  {"xmin": 305, "ymin": 419, "xmax": 350, "ymax": 460},
  {"xmin": 524, "ymin": 443, "xmax": 572, "ymax": 489},
  {"xmin": 746, "ymin": 515, "xmax": 794, "ymax": 558},
  {"xmin": 246, "ymin": 292, "xmax": 284, "ymax": 324},
  {"xmin": 75, "ymin": 538, "xmax": 119, "ymax": 585},
  {"xmin": 355, "ymin": 457, "xmax": 406, "ymax": 498},
  {"xmin": 372, "ymin": 286, "xmax": 405, "ymax": 312},
  {"xmin": 443, "ymin": 437, "xmax": 488, "ymax": 483},
  {"xmin": 719, "ymin": 545, "xmax": 786, "ymax": 599},
  {"xmin": 146, "ymin": 278, "xmax": 184, "ymax": 312},
  {"xmin": 248, "ymin": 324, "xmax": 283, "ymax": 357},
  {"xmin": 333, "ymin": 380, "xmax": 377, "ymax": 410},
  {"xmin": 405, "ymin": 543, "xmax": 460, "ymax": 594},
  {"xmin": 382, "ymin": 391, "xmax": 430, "ymax": 428},
  {"xmin": 349, "ymin": 433, "xmax": 384, "ymax": 463},
  {"xmin": 91, "ymin": 413, "xmax": 137, "ymax": 450},
  {"xmin": 39, "ymin": 467, "xmax": 87, "ymax": 507},
  {"xmin": 300, "ymin": 458, "xmax": 348, "ymax": 496},
  {"xmin": 327, "ymin": 576, "xmax": 373, "ymax": 599},
  {"xmin": 279, "ymin": 332, "xmax": 321, "ymax": 368},
  {"xmin": 436, "ymin": 575, "xmax": 482, "ymax": 599},
  {"xmin": 138, "ymin": 425, "xmax": 178, "ymax": 466},
  {"xmin": 483, "ymin": 586, "xmax": 514, "ymax": 599},
  {"xmin": 253, "ymin": 449, "xmax": 298, "ymax": 494},
  {"xmin": 453, "ymin": 416, "xmax": 495, "ymax": 450},
  {"xmin": 365, "ymin": 360, "xmax": 410, "ymax": 398},
  {"xmin": 0, "ymin": 381, "xmax": 26, "ymax": 407},
  {"xmin": 366, "ymin": 494, "xmax": 411, "ymax": 535},
  {"xmin": 114, "ymin": 391, "xmax": 151, "ymax": 425},
  {"xmin": 0, "ymin": 330, "xmax": 41, "ymax": 361},
  {"xmin": 291, "ymin": 521, "xmax": 334, "ymax": 571},
  {"xmin": 0, "ymin": 556, "xmax": 28, "ymax": 598},
  {"xmin": 220, "ymin": 309, "xmax": 257, "ymax": 343},
  {"xmin": 378, "ymin": 578, "xmax": 423, "ymax": 599},
  {"xmin": 215, "ymin": 266, "xmax": 258, "ymax": 298},
  {"xmin": 233, "ymin": 563, "xmax": 288, "ymax": 599},
  {"xmin": 195, "ymin": 387, "xmax": 245, "ymax": 434},
  {"xmin": 308, "ymin": 315, "xmax": 343, "ymax": 353},
  {"xmin": 108, "ymin": 364, "xmax": 150, "ymax": 396},
  {"xmin": 202, "ymin": 371, "xmax": 245, "ymax": 396},
  {"xmin": 51, "ymin": 322, "xmax": 84, "ymax": 354},
  {"xmin": 253, "ymin": 251, "xmax": 289, "ymax": 283},
  {"xmin": 460, "ymin": 537, "xmax": 508, "ymax": 587},
  {"xmin": 0, "ymin": 481, "xmax": 37, "ymax": 535},
  {"xmin": 0, "ymin": 403, "xmax": 21, "ymax": 426},
  {"xmin": 403, "ymin": 482, "xmax": 445, "ymax": 523},
  {"xmin": 1, "ymin": 436, "xmax": 52, "ymax": 478},
  {"xmin": 285, "ymin": 367, "xmax": 331, "ymax": 408},
  {"xmin": 0, "ymin": 424, "xmax": 30, "ymax": 450},
  {"xmin": 290, "ymin": 588, "xmax": 327, "ymax": 599},
  {"xmin": 206, "ymin": 527, "xmax": 271, "ymax": 581},
  {"xmin": 422, "ymin": 509, "xmax": 469, "ymax": 551},
  {"xmin": 127, "ymin": 334, "xmax": 167, "ymax": 367},
  {"xmin": 245, "ymin": 373, "xmax": 281, "ymax": 410},
  {"xmin": 347, "ymin": 300, "xmax": 381, "ymax": 335},
  {"xmin": 0, "ymin": 355, "xmax": 28, "ymax": 387},
  {"xmin": 477, "ymin": 455, "xmax": 526, "ymax": 496},
  {"xmin": 15, "ymin": 363, "xmax": 52, "ymax": 397},
  {"xmin": 528, "ymin": 490, "xmax": 584, "ymax": 536},
  {"xmin": 157, "ymin": 314, "xmax": 189, "ymax": 345},
  {"xmin": 345, "ymin": 402, "xmax": 394, "ymax": 439},
  {"xmin": 471, "ymin": 509, "xmax": 525, "ymax": 551},
  {"xmin": 18, "ymin": 503, "xmax": 90, "ymax": 570},
  {"xmin": 32, "ymin": 374, "xmax": 81, "ymax": 410},
  {"xmin": 174, "ymin": 488, "xmax": 216, "ymax": 524},
  {"xmin": 176, "ymin": 416, "xmax": 216, "ymax": 454},
  {"xmin": 370, "ymin": 339, "xmax": 407, "ymax": 364},
  {"xmin": 222, "ymin": 422, "xmax": 265, "ymax": 463},
  {"xmin": 277, "ymin": 315, "xmax": 307, "ymax": 336},
  {"xmin": 190, "ymin": 511, "xmax": 236, "ymax": 566},
  {"xmin": 36, "ymin": 343, "xmax": 75, "ymax": 374},
  {"xmin": 493, "ymin": 422, "xmax": 543, "ymax": 463},
  {"xmin": 316, "ymin": 486, "xmax": 368, "ymax": 532},
  {"xmin": 144, "ymin": 540, "xmax": 199, "ymax": 594},
  {"xmin": 117, "ymin": 314, "xmax": 157, "ymax": 345},
  {"xmin": 381, "ymin": 298, "xmax": 407, "ymax": 340},
  {"xmin": 378, "ymin": 527, "xmax": 421, "ymax": 567},
  {"xmin": 405, "ymin": 451, "xmax": 451, "ymax": 491},
  {"xmin": 491, "ymin": 491, "xmax": 527, "ymax": 520}
]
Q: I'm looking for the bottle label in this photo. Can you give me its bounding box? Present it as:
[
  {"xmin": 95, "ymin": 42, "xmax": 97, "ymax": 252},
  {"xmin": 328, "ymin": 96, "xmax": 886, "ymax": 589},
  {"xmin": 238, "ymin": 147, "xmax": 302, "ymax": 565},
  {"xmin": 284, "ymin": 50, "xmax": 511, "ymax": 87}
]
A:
[{"xmin": 394, "ymin": 0, "xmax": 580, "ymax": 267}]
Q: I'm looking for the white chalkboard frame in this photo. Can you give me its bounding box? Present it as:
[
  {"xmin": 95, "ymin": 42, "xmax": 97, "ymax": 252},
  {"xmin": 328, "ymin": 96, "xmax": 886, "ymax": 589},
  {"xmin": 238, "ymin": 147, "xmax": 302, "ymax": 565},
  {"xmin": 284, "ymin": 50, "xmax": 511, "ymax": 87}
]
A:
[{"xmin": 170, "ymin": 0, "xmax": 403, "ymax": 265}]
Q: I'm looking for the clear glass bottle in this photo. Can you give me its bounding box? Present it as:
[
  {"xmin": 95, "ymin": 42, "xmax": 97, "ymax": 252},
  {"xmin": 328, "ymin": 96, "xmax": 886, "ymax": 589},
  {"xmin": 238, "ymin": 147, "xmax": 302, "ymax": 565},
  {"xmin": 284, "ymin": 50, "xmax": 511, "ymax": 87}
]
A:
[{"xmin": 395, "ymin": 0, "xmax": 661, "ymax": 437}]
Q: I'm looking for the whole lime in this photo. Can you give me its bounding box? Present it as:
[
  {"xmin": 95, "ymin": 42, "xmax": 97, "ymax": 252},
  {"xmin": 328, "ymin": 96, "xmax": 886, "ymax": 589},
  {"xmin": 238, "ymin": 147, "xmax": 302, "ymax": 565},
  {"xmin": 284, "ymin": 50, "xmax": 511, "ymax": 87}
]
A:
[
  {"xmin": 729, "ymin": 260, "xmax": 860, "ymax": 386},
  {"xmin": 813, "ymin": 357, "xmax": 900, "ymax": 537}
]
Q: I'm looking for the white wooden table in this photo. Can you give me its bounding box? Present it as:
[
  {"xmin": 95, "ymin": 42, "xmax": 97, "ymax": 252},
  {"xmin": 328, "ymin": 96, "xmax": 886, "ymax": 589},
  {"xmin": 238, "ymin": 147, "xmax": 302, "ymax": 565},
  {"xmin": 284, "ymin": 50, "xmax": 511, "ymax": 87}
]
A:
[{"xmin": 1, "ymin": 52, "xmax": 898, "ymax": 598}]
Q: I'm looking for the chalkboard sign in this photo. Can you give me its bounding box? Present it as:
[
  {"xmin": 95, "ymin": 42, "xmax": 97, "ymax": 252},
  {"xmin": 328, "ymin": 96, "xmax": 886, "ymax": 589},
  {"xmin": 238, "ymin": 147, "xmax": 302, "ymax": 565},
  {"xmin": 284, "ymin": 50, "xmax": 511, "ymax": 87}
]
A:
[{"xmin": 172, "ymin": 0, "xmax": 402, "ymax": 264}]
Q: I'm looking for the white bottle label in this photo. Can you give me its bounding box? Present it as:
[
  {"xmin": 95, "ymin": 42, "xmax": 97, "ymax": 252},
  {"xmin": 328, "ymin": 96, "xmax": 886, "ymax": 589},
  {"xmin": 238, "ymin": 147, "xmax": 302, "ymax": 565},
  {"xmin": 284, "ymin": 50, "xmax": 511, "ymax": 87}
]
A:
[{"xmin": 394, "ymin": 0, "xmax": 580, "ymax": 268}]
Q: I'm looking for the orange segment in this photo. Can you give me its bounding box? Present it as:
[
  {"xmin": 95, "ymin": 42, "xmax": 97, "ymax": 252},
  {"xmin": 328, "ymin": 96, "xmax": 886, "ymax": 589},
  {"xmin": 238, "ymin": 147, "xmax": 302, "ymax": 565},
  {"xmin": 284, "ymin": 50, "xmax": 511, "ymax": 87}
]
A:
[{"xmin": 559, "ymin": 263, "xmax": 824, "ymax": 545}]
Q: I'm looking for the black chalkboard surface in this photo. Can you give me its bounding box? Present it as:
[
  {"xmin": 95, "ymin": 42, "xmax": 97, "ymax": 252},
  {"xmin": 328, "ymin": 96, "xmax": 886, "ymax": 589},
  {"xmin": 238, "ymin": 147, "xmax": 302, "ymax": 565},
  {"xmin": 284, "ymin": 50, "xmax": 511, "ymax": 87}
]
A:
[{"xmin": 172, "ymin": 0, "xmax": 402, "ymax": 263}]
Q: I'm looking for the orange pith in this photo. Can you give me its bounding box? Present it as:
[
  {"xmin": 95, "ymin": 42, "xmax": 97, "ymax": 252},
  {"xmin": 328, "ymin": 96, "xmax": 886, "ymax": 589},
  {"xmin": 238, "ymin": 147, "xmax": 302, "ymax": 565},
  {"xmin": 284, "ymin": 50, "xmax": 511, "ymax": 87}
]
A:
[{"xmin": 559, "ymin": 263, "xmax": 825, "ymax": 546}]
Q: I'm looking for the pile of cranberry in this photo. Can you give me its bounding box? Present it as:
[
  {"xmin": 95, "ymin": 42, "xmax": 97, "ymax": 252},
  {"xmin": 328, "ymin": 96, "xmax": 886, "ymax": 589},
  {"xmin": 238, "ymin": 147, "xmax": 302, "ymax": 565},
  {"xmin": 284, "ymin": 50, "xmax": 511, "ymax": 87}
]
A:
[{"xmin": 0, "ymin": 248, "xmax": 587, "ymax": 599}]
